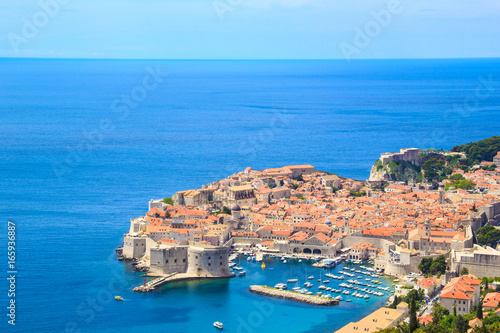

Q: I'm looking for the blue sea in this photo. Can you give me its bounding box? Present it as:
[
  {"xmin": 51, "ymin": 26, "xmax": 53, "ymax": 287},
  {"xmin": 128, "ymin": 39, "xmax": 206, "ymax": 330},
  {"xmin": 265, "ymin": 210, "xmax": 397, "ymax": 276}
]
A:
[{"xmin": 1, "ymin": 58, "xmax": 500, "ymax": 333}]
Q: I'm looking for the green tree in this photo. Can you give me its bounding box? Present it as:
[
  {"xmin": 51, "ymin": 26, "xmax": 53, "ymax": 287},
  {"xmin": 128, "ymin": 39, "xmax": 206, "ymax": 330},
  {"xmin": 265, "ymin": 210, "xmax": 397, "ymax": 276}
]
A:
[
  {"xmin": 432, "ymin": 303, "xmax": 450, "ymax": 323},
  {"xmin": 452, "ymin": 136, "xmax": 500, "ymax": 165},
  {"xmin": 477, "ymin": 301, "xmax": 483, "ymax": 319},
  {"xmin": 350, "ymin": 190, "xmax": 367, "ymax": 197},
  {"xmin": 476, "ymin": 226, "xmax": 500, "ymax": 247},
  {"xmin": 483, "ymin": 277, "xmax": 489, "ymax": 291},
  {"xmin": 421, "ymin": 158, "xmax": 445, "ymax": 182},
  {"xmin": 410, "ymin": 296, "xmax": 419, "ymax": 333},
  {"xmin": 430, "ymin": 255, "xmax": 447, "ymax": 275},
  {"xmin": 460, "ymin": 267, "xmax": 469, "ymax": 276},
  {"xmin": 163, "ymin": 197, "xmax": 174, "ymax": 205},
  {"xmin": 455, "ymin": 315, "xmax": 468, "ymax": 333},
  {"xmin": 455, "ymin": 179, "xmax": 475, "ymax": 190},
  {"xmin": 419, "ymin": 257, "xmax": 434, "ymax": 275},
  {"xmin": 221, "ymin": 206, "xmax": 231, "ymax": 215},
  {"xmin": 292, "ymin": 183, "xmax": 299, "ymax": 190},
  {"xmin": 449, "ymin": 174, "xmax": 464, "ymax": 182}
]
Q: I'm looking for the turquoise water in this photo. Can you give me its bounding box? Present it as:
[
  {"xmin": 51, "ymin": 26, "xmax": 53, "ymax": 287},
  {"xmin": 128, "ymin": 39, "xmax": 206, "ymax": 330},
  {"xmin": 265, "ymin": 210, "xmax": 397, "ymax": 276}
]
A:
[
  {"xmin": 100, "ymin": 258, "xmax": 394, "ymax": 333},
  {"xmin": 1, "ymin": 58, "xmax": 499, "ymax": 332}
]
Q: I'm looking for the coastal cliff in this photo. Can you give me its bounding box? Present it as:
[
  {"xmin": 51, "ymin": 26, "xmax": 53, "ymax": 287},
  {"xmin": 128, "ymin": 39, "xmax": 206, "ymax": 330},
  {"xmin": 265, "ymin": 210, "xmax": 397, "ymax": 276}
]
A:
[{"xmin": 369, "ymin": 159, "xmax": 422, "ymax": 183}]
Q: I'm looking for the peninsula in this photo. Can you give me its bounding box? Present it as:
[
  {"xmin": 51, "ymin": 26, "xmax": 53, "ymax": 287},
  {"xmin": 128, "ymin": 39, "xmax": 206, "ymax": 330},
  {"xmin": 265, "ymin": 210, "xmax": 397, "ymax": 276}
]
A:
[{"xmin": 119, "ymin": 137, "xmax": 500, "ymax": 301}]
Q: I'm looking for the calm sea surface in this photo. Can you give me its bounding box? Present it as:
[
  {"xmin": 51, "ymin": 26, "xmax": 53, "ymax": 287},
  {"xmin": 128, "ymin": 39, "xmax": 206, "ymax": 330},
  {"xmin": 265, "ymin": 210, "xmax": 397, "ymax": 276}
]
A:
[{"xmin": 1, "ymin": 58, "xmax": 500, "ymax": 332}]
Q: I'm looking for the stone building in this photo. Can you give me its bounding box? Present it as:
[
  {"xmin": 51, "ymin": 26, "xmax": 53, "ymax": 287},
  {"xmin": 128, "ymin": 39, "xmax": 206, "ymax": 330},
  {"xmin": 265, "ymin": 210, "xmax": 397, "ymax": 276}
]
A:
[
  {"xmin": 150, "ymin": 245, "xmax": 188, "ymax": 275},
  {"xmin": 379, "ymin": 148, "xmax": 420, "ymax": 165},
  {"xmin": 172, "ymin": 188, "xmax": 215, "ymax": 207},
  {"xmin": 349, "ymin": 241, "xmax": 373, "ymax": 260},
  {"xmin": 186, "ymin": 244, "xmax": 231, "ymax": 277},
  {"xmin": 451, "ymin": 244, "xmax": 500, "ymax": 278},
  {"xmin": 123, "ymin": 235, "xmax": 147, "ymax": 259},
  {"xmin": 335, "ymin": 303, "xmax": 409, "ymax": 333},
  {"xmin": 226, "ymin": 184, "xmax": 257, "ymax": 207},
  {"xmin": 286, "ymin": 165, "xmax": 316, "ymax": 178},
  {"xmin": 149, "ymin": 242, "xmax": 231, "ymax": 278},
  {"xmin": 148, "ymin": 199, "xmax": 167, "ymax": 210},
  {"xmin": 439, "ymin": 275, "xmax": 481, "ymax": 316},
  {"xmin": 493, "ymin": 151, "xmax": 500, "ymax": 166},
  {"xmin": 321, "ymin": 174, "xmax": 341, "ymax": 189}
]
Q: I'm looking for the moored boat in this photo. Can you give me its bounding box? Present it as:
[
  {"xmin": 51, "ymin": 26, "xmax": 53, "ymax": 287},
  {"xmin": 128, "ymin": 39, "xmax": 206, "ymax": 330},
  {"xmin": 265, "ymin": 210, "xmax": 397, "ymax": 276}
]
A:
[{"xmin": 213, "ymin": 321, "xmax": 223, "ymax": 329}]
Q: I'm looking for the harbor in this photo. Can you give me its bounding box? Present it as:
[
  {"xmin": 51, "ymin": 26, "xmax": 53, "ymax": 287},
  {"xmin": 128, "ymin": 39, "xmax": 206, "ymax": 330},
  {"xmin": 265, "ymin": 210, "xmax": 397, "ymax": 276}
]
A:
[{"xmin": 228, "ymin": 252, "xmax": 395, "ymax": 305}]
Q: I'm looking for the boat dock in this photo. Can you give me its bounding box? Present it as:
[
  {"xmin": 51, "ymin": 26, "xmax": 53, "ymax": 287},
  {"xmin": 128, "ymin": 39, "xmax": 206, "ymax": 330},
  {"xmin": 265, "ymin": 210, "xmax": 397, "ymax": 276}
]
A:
[
  {"xmin": 133, "ymin": 272, "xmax": 179, "ymax": 292},
  {"xmin": 249, "ymin": 285, "xmax": 339, "ymax": 306}
]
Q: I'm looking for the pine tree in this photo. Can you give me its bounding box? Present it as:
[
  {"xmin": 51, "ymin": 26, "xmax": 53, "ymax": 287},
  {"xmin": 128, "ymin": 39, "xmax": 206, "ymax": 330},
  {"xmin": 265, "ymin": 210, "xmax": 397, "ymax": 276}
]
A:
[
  {"xmin": 455, "ymin": 315, "xmax": 468, "ymax": 333},
  {"xmin": 410, "ymin": 296, "xmax": 418, "ymax": 333},
  {"xmin": 477, "ymin": 301, "xmax": 483, "ymax": 319}
]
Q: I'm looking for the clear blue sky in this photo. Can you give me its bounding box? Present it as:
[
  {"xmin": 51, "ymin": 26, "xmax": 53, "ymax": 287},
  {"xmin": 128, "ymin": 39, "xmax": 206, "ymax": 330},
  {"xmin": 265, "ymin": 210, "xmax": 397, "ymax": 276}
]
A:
[{"xmin": 0, "ymin": 0, "xmax": 499, "ymax": 59}]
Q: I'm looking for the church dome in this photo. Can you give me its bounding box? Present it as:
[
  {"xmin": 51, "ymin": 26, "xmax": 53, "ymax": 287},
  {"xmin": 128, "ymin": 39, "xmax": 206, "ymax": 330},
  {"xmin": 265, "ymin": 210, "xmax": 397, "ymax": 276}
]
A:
[
  {"xmin": 324, "ymin": 219, "xmax": 332, "ymax": 225},
  {"xmin": 231, "ymin": 204, "xmax": 241, "ymax": 211}
]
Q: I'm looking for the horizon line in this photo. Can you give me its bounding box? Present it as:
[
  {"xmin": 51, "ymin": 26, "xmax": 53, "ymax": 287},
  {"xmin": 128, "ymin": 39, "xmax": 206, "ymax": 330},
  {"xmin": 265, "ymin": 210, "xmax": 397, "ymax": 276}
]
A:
[{"xmin": 1, "ymin": 56, "xmax": 500, "ymax": 61}]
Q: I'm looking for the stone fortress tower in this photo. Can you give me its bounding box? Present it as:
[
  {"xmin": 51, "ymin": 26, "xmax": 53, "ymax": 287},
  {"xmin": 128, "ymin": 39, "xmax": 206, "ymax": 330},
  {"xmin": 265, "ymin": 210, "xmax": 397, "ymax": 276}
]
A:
[{"xmin": 379, "ymin": 148, "xmax": 420, "ymax": 166}]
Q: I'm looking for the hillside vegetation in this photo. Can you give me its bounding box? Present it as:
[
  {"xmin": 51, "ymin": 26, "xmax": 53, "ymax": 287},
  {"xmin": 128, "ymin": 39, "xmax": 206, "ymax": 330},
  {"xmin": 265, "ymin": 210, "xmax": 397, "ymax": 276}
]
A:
[{"xmin": 452, "ymin": 136, "xmax": 500, "ymax": 166}]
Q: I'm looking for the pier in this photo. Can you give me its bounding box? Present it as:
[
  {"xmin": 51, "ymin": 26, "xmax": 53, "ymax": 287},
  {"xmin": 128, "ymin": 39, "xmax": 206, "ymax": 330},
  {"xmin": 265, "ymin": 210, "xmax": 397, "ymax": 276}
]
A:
[{"xmin": 249, "ymin": 285, "xmax": 339, "ymax": 306}]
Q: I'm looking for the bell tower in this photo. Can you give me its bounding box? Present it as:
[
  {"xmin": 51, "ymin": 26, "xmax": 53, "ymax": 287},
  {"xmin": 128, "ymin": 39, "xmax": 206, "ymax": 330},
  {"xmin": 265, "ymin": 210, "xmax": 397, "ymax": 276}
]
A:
[{"xmin": 424, "ymin": 218, "xmax": 431, "ymax": 237}]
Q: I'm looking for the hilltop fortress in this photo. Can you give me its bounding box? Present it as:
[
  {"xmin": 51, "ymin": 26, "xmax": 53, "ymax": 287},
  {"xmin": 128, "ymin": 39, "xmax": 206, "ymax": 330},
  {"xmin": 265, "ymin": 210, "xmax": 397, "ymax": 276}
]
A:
[
  {"xmin": 379, "ymin": 148, "xmax": 420, "ymax": 165},
  {"xmin": 369, "ymin": 148, "xmax": 421, "ymax": 182}
]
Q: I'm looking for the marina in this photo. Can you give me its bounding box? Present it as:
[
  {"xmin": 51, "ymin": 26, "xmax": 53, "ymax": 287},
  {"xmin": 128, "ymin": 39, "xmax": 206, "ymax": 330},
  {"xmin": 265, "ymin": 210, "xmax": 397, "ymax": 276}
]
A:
[{"xmin": 229, "ymin": 253, "xmax": 394, "ymax": 306}]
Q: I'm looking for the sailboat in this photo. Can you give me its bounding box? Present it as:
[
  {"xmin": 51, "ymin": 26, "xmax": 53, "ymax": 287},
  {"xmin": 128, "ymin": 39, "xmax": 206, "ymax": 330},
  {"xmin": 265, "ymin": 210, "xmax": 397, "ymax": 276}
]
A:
[
  {"xmin": 287, "ymin": 265, "xmax": 298, "ymax": 283},
  {"xmin": 317, "ymin": 271, "xmax": 322, "ymax": 282}
]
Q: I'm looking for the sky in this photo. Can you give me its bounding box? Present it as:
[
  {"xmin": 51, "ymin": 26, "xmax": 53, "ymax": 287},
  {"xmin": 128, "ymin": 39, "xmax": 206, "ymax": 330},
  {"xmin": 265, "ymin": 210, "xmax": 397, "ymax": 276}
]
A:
[{"xmin": 0, "ymin": 0, "xmax": 499, "ymax": 59}]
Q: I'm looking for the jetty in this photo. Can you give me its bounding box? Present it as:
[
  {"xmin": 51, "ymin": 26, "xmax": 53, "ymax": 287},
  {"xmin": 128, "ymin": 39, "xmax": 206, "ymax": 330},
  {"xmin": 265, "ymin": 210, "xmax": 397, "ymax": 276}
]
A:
[{"xmin": 249, "ymin": 285, "xmax": 339, "ymax": 306}]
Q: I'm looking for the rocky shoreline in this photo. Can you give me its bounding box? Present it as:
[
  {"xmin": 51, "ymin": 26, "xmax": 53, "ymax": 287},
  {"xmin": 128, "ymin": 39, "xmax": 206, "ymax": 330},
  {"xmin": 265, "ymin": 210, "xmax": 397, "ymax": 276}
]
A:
[{"xmin": 249, "ymin": 285, "xmax": 339, "ymax": 306}]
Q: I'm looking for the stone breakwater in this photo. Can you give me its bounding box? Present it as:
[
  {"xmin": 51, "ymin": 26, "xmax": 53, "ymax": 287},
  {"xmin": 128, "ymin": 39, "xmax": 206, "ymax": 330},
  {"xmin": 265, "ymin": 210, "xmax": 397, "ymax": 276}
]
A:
[
  {"xmin": 133, "ymin": 272, "xmax": 236, "ymax": 292},
  {"xmin": 249, "ymin": 285, "xmax": 339, "ymax": 306}
]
